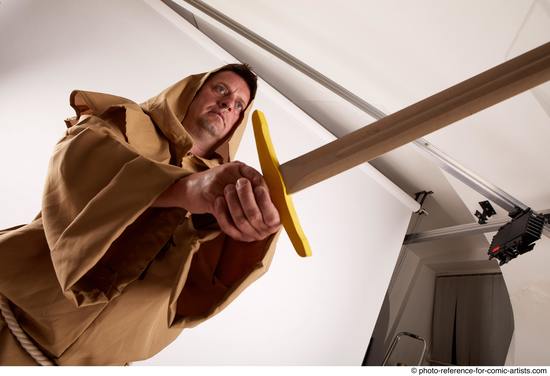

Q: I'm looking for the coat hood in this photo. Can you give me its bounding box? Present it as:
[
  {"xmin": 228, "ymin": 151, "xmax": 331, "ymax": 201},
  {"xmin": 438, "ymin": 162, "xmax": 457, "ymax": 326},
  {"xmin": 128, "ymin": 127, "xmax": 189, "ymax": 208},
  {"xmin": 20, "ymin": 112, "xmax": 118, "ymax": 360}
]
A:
[
  {"xmin": 141, "ymin": 67, "xmax": 253, "ymax": 163},
  {"xmin": 66, "ymin": 66, "xmax": 254, "ymax": 164}
]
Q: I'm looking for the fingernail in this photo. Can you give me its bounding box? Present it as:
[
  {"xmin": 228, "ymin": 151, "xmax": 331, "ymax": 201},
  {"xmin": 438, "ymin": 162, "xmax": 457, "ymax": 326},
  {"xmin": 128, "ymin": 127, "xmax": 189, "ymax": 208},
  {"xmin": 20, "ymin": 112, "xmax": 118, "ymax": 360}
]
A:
[{"xmin": 236, "ymin": 178, "xmax": 247, "ymax": 188}]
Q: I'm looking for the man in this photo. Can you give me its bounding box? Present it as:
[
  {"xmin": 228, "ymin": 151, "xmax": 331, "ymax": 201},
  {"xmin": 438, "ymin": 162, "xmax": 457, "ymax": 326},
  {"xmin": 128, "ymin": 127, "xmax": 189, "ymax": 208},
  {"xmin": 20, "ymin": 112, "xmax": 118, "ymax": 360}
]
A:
[{"xmin": 0, "ymin": 63, "xmax": 281, "ymax": 365}]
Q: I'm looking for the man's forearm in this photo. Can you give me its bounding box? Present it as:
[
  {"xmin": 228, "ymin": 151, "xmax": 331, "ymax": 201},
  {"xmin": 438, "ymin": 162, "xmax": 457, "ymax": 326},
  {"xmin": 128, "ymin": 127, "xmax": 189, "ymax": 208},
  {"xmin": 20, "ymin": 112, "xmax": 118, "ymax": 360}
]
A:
[{"xmin": 152, "ymin": 179, "xmax": 188, "ymax": 209}]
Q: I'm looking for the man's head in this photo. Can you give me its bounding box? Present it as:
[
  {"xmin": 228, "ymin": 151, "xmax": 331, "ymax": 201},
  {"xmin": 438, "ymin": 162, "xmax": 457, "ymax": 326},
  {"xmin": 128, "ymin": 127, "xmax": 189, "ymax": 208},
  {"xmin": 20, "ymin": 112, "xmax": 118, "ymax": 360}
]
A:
[{"xmin": 183, "ymin": 63, "xmax": 257, "ymax": 157}]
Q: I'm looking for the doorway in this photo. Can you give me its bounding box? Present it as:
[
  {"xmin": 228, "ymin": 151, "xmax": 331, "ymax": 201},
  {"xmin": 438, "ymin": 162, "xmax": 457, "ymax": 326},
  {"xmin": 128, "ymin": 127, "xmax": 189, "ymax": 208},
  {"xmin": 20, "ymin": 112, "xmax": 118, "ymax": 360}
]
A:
[{"xmin": 431, "ymin": 273, "xmax": 514, "ymax": 365}]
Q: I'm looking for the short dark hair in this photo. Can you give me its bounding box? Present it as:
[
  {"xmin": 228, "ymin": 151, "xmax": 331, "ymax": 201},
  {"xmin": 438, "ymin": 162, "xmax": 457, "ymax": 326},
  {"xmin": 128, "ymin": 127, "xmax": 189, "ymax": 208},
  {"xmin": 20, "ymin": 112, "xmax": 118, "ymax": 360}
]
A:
[{"xmin": 211, "ymin": 63, "xmax": 258, "ymax": 103}]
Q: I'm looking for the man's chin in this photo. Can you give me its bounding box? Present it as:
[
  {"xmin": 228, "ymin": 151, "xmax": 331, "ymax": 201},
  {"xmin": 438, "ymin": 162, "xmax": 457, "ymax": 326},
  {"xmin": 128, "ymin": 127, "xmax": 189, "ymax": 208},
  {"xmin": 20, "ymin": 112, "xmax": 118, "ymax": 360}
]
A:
[{"xmin": 198, "ymin": 118, "xmax": 223, "ymax": 138}]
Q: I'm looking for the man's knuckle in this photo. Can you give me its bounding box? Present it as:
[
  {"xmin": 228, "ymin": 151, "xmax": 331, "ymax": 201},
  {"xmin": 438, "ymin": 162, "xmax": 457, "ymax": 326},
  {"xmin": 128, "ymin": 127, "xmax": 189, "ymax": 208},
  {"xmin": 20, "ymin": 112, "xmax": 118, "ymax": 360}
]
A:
[
  {"xmin": 213, "ymin": 205, "xmax": 224, "ymax": 218},
  {"xmin": 219, "ymin": 222, "xmax": 238, "ymax": 237},
  {"xmin": 262, "ymin": 211, "xmax": 276, "ymax": 223},
  {"xmin": 243, "ymin": 208, "xmax": 259, "ymax": 220},
  {"xmin": 233, "ymin": 214, "xmax": 247, "ymax": 226},
  {"xmin": 267, "ymin": 218, "xmax": 280, "ymax": 228},
  {"xmin": 238, "ymin": 232, "xmax": 254, "ymax": 242},
  {"xmin": 257, "ymin": 232, "xmax": 270, "ymax": 240}
]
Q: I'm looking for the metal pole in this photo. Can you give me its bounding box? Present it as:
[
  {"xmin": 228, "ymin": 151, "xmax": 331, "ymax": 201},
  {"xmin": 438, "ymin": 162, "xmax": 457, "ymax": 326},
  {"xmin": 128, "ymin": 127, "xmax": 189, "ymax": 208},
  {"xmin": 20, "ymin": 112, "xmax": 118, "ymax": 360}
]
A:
[
  {"xmin": 412, "ymin": 139, "xmax": 527, "ymax": 213},
  {"xmin": 404, "ymin": 219, "xmax": 508, "ymax": 245},
  {"xmin": 405, "ymin": 209, "xmax": 549, "ymax": 244}
]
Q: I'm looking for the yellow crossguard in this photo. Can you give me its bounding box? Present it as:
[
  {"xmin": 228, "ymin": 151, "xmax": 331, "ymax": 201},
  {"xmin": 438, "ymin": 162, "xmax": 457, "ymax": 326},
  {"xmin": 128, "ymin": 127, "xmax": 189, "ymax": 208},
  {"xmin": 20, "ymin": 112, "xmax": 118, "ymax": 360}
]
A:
[{"xmin": 252, "ymin": 110, "xmax": 312, "ymax": 257}]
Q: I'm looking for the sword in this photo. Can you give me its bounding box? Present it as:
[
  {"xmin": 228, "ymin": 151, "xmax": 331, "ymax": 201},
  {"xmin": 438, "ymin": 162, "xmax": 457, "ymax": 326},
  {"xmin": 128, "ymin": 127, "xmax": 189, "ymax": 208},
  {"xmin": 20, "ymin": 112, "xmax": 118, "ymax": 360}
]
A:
[{"xmin": 252, "ymin": 42, "xmax": 550, "ymax": 257}]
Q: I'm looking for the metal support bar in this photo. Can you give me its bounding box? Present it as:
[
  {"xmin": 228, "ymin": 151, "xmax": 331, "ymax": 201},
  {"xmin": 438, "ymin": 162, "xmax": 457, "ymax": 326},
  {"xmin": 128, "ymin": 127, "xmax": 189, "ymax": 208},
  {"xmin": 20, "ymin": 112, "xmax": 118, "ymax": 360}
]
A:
[
  {"xmin": 404, "ymin": 219, "xmax": 508, "ymax": 244},
  {"xmin": 405, "ymin": 209, "xmax": 550, "ymax": 244},
  {"xmin": 412, "ymin": 139, "xmax": 527, "ymax": 213},
  {"xmin": 172, "ymin": 0, "xmax": 549, "ymax": 237}
]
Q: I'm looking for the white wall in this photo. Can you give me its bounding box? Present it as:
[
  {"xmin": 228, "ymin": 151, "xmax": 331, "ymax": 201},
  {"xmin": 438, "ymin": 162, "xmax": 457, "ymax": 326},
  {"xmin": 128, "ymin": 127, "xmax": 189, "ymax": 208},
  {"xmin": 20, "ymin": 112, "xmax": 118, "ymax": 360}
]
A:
[
  {"xmin": 501, "ymin": 1, "xmax": 550, "ymax": 365},
  {"xmin": 386, "ymin": 263, "xmax": 435, "ymax": 366},
  {"xmin": 503, "ymin": 237, "xmax": 550, "ymax": 366},
  {"xmin": 385, "ymin": 248, "xmax": 422, "ymax": 336},
  {"xmin": 0, "ymin": 0, "xmax": 417, "ymax": 365},
  {"xmin": 369, "ymin": 247, "xmax": 436, "ymax": 366}
]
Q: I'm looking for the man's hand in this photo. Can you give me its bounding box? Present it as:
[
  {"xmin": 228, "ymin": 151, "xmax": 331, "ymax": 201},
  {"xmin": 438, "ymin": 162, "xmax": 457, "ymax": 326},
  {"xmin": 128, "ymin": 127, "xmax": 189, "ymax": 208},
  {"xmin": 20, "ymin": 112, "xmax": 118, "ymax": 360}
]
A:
[{"xmin": 154, "ymin": 162, "xmax": 281, "ymax": 242}]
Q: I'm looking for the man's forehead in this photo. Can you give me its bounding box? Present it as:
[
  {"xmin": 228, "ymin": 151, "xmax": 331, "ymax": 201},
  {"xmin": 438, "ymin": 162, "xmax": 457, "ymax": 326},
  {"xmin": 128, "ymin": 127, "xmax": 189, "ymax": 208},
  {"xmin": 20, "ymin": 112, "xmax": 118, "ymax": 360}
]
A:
[
  {"xmin": 208, "ymin": 70, "xmax": 242, "ymax": 83},
  {"xmin": 207, "ymin": 71, "xmax": 251, "ymax": 100}
]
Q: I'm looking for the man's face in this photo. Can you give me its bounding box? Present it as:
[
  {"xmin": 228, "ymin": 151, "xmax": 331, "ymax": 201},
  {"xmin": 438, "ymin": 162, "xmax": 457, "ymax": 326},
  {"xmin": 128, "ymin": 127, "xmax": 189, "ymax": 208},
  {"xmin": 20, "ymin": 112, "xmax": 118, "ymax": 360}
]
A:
[{"xmin": 183, "ymin": 70, "xmax": 251, "ymax": 155}]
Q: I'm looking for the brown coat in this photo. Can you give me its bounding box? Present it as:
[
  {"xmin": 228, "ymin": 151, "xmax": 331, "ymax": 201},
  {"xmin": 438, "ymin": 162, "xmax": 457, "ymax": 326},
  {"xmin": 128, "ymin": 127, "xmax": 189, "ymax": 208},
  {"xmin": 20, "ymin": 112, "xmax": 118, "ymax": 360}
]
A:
[{"xmin": 0, "ymin": 70, "xmax": 278, "ymax": 365}]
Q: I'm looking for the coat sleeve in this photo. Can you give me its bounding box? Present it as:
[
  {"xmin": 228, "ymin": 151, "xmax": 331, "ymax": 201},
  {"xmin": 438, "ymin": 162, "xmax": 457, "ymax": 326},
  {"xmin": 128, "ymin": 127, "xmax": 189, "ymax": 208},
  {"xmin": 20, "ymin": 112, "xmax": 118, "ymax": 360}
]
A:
[
  {"xmin": 172, "ymin": 232, "xmax": 279, "ymax": 327},
  {"xmin": 42, "ymin": 111, "xmax": 194, "ymax": 307}
]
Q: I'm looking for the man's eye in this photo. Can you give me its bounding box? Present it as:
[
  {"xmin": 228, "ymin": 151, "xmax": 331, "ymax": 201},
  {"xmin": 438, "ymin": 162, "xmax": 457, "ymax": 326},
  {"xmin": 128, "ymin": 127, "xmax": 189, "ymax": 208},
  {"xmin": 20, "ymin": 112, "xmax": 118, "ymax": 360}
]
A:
[
  {"xmin": 215, "ymin": 84, "xmax": 227, "ymax": 95},
  {"xmin": 235, "ymin": 102, "xmax": 244, "ymax": 112}
]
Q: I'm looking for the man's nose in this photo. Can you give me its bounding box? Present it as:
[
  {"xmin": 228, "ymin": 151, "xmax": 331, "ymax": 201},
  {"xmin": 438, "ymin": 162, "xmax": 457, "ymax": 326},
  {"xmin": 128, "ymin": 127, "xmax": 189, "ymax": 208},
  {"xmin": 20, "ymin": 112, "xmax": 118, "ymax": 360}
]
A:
[{"xmin": 219, "ymin": 95, "xmax": 236, "ymax": 111}]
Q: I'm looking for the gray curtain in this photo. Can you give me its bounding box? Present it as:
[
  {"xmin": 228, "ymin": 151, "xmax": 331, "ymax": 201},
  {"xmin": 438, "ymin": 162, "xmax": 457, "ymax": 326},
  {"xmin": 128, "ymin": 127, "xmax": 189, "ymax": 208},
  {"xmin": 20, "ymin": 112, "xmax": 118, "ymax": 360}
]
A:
[{"xmin": 431, "ymin": 274, "xmax": 514, "ymax": 366}]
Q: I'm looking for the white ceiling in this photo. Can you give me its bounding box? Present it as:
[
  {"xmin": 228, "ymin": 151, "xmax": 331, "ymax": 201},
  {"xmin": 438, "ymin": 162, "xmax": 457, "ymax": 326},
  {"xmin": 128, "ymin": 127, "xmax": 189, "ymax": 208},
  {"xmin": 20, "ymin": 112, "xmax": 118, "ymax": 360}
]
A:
[{"xmin": 173, "ymin": 0, "xmax": 550, "ymax": 269}]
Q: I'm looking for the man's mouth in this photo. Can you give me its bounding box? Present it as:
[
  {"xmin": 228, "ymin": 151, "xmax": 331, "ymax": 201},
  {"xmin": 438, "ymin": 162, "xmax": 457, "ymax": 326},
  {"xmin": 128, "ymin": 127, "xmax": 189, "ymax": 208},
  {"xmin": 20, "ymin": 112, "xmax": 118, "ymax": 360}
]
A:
[{"xmin": 210, "ymin": 111, "xmax": 224, "ymax": 123}]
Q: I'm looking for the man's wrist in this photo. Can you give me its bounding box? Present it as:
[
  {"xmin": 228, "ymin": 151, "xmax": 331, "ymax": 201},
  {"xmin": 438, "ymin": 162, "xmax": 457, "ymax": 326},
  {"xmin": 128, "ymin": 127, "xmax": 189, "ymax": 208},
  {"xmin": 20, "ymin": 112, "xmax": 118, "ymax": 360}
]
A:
[{"xmin": 152, "ymin": 178, "xmax": 188, "ymax": 209}]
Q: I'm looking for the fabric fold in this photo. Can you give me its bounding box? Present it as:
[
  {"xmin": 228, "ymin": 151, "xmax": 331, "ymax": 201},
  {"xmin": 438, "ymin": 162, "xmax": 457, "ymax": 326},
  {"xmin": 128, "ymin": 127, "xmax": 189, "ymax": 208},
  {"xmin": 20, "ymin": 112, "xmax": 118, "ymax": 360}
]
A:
[
  {"xmin": 168, "ymin": 231, "xmax": 280, "ymax": 329},
  {"xmin": 44, "ymin": 125, "xmax": 192, "ymax": 307}
]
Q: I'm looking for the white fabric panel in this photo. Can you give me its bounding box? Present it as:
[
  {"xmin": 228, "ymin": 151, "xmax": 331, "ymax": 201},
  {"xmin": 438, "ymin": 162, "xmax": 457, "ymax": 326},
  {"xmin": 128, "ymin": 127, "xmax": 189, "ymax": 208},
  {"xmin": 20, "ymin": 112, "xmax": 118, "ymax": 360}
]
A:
[{"xmin": 0, "ymin": 0, "xmax": 415, "ymax": 365}]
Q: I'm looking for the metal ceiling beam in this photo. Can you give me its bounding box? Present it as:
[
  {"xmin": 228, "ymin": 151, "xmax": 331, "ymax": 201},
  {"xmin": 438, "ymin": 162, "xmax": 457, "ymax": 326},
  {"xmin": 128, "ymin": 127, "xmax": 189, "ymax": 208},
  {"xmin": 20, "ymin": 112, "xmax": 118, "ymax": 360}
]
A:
[
  {"xmin": 405, "ymin": 209, "xmax": 550, "ymax": 244},
  {"xmin": 170, "ymin": 0, "xmax": 549, "ymax": 237},
  {"xmin": 404, "ymin": 218, "xmax": 509, "ymax": 244},
  {"xmin": 412, "ymin": 139, "xmax": 527, "ymax": 213}
]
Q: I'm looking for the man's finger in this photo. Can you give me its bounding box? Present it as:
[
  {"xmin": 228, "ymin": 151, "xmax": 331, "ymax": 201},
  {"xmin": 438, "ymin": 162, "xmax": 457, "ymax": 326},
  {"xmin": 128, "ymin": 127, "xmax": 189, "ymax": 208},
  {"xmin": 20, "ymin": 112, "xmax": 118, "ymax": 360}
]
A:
[
  {"xmin": 213, "ymin": 196, "xmax": 254, "ymax": 242},
  {"xmin": 235, "ymin": 178, "xmax": 270, "ymax": 233},
  {"xmin": 238, "ymin": 163, "xmax": 265, "ymax": 188},
  {"xmin": 224, "ymin": 184, "xmax": 262, "ymax": 240},
  {"xmin": 254, "ymin": 185, "xmax": 281, "ymax": 228}
]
